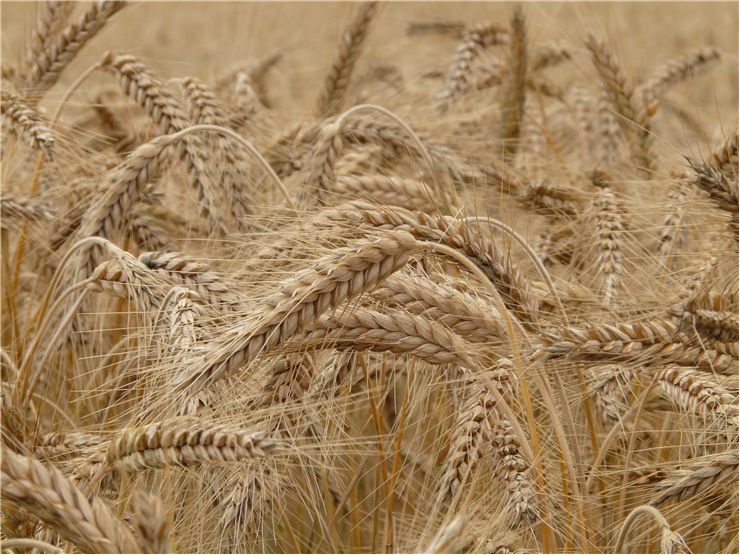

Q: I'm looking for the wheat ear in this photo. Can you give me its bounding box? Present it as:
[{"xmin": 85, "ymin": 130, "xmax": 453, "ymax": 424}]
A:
[
  {"xmin": 1, "ymin": 195, "xmax": 53, "ymax": 230},
  {"xmin": 1, "ymin": 90, "xmax": 55, "ymax": 157},
  {"xmin": 436, "ymin": 22, "xmax": 509, "ymax": 111},
  {"xmin": 26, "ymin": 1, "xmax": 127, "ymax": 94},
  {"xmin": 131, "ymin": 489, "xmax": 172, "ymax": 553},
  {"xmin": 650, "ymin": 451, "xmax": 739, "ymax": 506},
  {"xmin": 316, "ymin": 1, "xmax": 379, "ymax": 118},
  {"xmin": 1, "ymin": 449, "xmax": 139, "ymax": 553},
  {"xmin": 106, "ymin": 416, "xmax": 288, "ymax": 472},
  {"xmin": 176, "ymin": 230, "xmax": 419, "ymax": 392}
]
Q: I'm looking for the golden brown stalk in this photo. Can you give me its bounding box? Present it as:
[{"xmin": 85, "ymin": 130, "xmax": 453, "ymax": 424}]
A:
[
  {"xmin": 1, "ymin": 449, "xmax": 139, "ymax": 553},
  {"xmin": 176, "ymin": 230, "xmax": 419, "ymax": 392},
  {"xmin": 1, "ymin": 91, "xmax": 55, "ymax": 157},
  {"xmin": 616, "ymin": 505, "xmax": 688, "ymax": 554},
  {"xmin": 106, "ymin": 417, "xmax": 287, "ymax": 472},
  {"xmin": 26, "ymin": 1, "xmax": 127, "ymax": 94},
  {"xmin": 316, "ymin": 1, "xmax": 379, "ymax": 118},
  {"xmin": 637, "ymin": 47, "xmax": 722, "ymax": 109},
  {"xmin": 500, "ymin": 6, "xmax": 527, "ymax": 162},
  {"xmin": 436, "ymin": 22, "xmax": 509, "ymax": 111},
  {"xmin": 131, "ymin": 489, "xmax": 172, "ymax": 554},
  {"xmin": 651, "ymin": 451, "xmax": 739, "ymax": 506},
  {"xmin": 180, "ymin": 76, "xmax": 253, "ymax": 223},
  {"xmin": 101, "ymin": 53, "xmax": 227, "ymax": 234},
  {"xmin": 0, "ymin": 195, "xmax": 53, "ymax": 230}
]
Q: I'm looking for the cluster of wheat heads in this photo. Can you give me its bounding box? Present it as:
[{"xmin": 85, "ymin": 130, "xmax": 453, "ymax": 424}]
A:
[{"xmin": 0, "ymin": 2, "xmax": 738, "ymax": 553}]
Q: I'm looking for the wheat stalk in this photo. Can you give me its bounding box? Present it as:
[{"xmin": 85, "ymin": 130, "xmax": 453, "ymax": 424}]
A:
[{"xmin": 500, "ymin": 7, "xmax": 527, "ymax": 161}]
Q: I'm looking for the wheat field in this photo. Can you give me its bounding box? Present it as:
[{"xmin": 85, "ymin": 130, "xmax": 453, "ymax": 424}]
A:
[{"xmin": 0, "ymin": 2, "xmax": 738, "ymax": 553}]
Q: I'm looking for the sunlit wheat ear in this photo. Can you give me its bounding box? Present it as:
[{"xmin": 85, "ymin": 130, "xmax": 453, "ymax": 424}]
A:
[
  {"xmin": 101, "ymin": 52, "xmax": 228, "ymax": 234},
  {"xmin": 23, "ymin": 1, "xmax": 74, "ymax": 77},
  {"xmin": 582, "ymin": 186, "xmax": 626, "ymax": 308},
  {"xmin": 25, "ymin": 1, "xmax": 127, "ymax": 95},
  {"xmin": 688, "ymin": 131, "xmax": 739, "ymax": 234},
  {"xmin": 678, "ymin": 289, "xmax": 739, "ymax": 342},
  {"xmin": 132, "ymin": 489, "xmax": 173, "ymax": 554},
  {"xmin": 616, "ymin": 505, "xmax": 688, "ymax": 554},
  {"xmin": 106, "ymin": 417, "xmax": 289, "ymax": 473},
  {"xmin": 316, "ymin": 1, "xmax": 379, "ymax": 118},
  {"xmin": 586, "ymin": 32, "xmax": 653, "ymax": 174},
  {"xmin": 1, "ymin": 90, "xmax": 55, "ymax": 157},
  {"xmin": 138, "ymin": 250, "xmax": 243, "ymax": 311},
  {"xmin": 1, "ymin": 449, "xmax": 140, "ymax": 553},
  {"xmin": 180, "ymin": 76, "xmax": 254, "ymax": 225},
  {"xmin": 1, "ymin": 194, "xmax": 54, "ymax": 231},
  {"xmin": 436, "ymin": 22, "xmax": 509, "ymax": 111},
  {"xmin": 655, "ymin": 366, "xmax": 738, "ymax": 423},
  {"xmin": 174, "ymin": 230, "xmax": 419, "ymax": 392},
  {"xmin": 588, "ymin": 364, "xmax": 637, "ymax": 425},
  {"xmin": 650, "ymin": 450, "xmax": 739, "ymax": 507},
  {"xmin": 636, "ymin": 47, "xmax": 722, "ymax": 109},
  {"xmin": 534, "ymin": 317, "xmax": 678, "ymax": 362},
  {"xmin": 657, "ymin": 177, "xmax": 691, "ymax": 269},
  {"xmin": 370, "ymin": 273, "xmax": 505, "ymax": 343}
]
